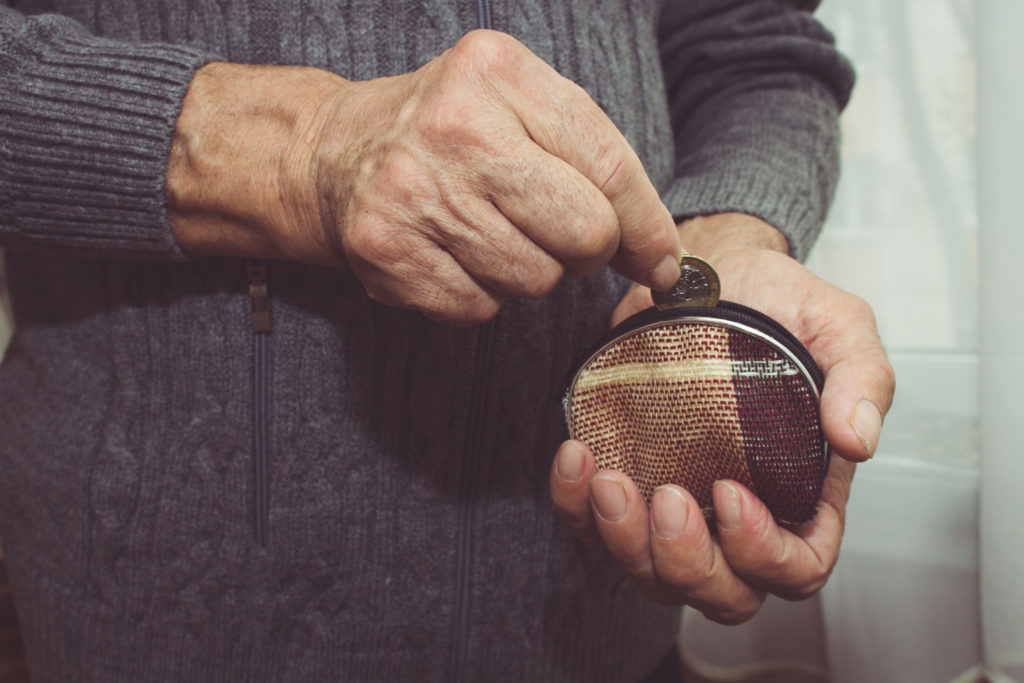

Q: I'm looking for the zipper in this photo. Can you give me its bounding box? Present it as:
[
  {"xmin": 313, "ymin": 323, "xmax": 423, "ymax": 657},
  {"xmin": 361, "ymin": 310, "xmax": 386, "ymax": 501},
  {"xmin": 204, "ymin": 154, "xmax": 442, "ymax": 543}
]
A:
[
  {"xmin": 447, "ymin": 4, "xmax": 494, "ymax": 681},
  {"xmin": 566, "ymin": 300, "xmax": 825, "ymax": 394},
  {"xmin": 247, "ymin": 259, "xmax": 271, "ymax": 547},
  {"xmin": 246, "ymin": 0, "xmax": 279, "ymax": 549},
  {"xmin": 448, "ymin": 319, "xmax": 496, "ymax": 683},
  {"xmin": 475, "ymin": 0, "xmax": 492, "ymax": 29}
]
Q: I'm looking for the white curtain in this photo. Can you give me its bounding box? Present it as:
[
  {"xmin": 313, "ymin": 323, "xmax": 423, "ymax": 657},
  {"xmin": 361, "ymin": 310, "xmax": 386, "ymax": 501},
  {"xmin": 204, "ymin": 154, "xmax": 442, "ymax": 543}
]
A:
[{"xmin": 977, "ymin": 1, "xmax": 1024, "ymax": 680}]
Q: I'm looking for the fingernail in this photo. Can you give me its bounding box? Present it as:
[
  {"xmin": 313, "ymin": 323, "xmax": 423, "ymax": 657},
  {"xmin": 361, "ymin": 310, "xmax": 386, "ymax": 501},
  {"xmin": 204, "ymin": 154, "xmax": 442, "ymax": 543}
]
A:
[
  {"xmin": 648, "ymin": 253, "xmax": 681, "ymax": 292},
  {"xmin": 849, "ymin": 399, "xmax": 881, "ymax": 458},
  {"xmin": 556, "ymin": 442, "xmax": 586, "ymax": 483},
  {"xmin": 591, "ymin": 476, "xmax": 627, "ymax": 523},
  {"xmin": 651, "ymin": 486, "xmax": 689, "ymax": 539},
  {"xmin": 714, "ymin": 481, "xmax": 742, "ymax": 531}
]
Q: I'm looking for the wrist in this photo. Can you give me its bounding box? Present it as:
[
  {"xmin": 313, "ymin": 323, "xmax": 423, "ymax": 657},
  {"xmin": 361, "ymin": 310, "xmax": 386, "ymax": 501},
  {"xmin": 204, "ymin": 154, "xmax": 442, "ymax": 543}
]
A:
[
  {"xmin": 677, "ymin": 213, "xmax": 791, "ymax": 265},
  {"xmin": 166, "ymin": 62, "xmax": 348, "ymax": 262}
]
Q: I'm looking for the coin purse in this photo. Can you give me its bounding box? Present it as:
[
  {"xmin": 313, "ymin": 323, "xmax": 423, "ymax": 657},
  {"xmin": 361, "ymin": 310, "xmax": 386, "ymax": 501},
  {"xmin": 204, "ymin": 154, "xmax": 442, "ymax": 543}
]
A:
[{"xmin": 563, "ymin": 300, "xmax": 829, "ymax": 525}]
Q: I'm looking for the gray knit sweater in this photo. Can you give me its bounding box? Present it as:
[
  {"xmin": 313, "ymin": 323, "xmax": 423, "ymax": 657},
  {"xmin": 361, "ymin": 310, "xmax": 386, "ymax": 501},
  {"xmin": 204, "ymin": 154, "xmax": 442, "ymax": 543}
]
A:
[{"xmin": 0, "ymin": 1, "xmax": 852, "ymax": 681}]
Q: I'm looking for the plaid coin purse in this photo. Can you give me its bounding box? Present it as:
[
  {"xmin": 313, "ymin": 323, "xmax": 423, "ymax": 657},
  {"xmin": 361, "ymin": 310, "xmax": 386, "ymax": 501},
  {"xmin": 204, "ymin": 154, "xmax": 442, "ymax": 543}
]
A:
[{"xmin": 563, "ymin": 301, "xmax": 829, "ymax": 525}]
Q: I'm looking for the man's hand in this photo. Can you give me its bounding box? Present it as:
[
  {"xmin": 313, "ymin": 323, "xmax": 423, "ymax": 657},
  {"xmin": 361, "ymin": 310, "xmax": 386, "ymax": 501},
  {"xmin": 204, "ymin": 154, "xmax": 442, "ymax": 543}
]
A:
[
  {"xmin": 167, "ymin": 30, "xmax": 682, "ymax": 325},
  {"xmin": 549, "ymin": 213, "xmax": 895, "ymax": 624}
]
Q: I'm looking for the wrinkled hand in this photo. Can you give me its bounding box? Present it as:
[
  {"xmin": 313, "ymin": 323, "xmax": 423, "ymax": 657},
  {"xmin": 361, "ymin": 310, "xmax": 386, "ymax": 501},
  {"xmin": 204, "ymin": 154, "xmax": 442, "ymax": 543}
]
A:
[
  {"xmin": 313, "ymin": 30, "xmax": 683, "ymax": 324},
  {"xmin": 169, "ymin": 30, "xmax": 681, "ymax": 326},
  {"xmin": 549, "ymin": 214, "xmax": 895, "ymax": 624}
]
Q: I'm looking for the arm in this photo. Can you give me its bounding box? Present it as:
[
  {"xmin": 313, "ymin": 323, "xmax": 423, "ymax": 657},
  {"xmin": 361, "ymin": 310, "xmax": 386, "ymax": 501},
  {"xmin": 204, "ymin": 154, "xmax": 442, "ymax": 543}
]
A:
[
  {"xmin": 166, "ymin": 32, "xmax": 684, "ymax": 325},
  {"xmin": 2, "ymin": 12, "xmax": 683, "ymax": 323},
  {"xmin": 658, "ymin": 0, "xmax": 854, "ymax": 261}
]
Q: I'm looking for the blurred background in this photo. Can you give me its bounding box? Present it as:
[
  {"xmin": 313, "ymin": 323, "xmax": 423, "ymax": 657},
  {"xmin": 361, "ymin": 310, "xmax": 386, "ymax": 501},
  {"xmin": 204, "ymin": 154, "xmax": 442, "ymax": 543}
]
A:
[{"xmin": 0, "ymin": 0, "xmax": 1021, "ymax": 682}]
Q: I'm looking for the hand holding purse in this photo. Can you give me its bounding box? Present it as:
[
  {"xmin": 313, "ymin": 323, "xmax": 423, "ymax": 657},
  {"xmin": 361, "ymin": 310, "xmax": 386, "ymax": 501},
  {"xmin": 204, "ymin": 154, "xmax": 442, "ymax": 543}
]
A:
[{"xmin": 563, "ymin": 256, "xmax": 829, "ymax": 525}]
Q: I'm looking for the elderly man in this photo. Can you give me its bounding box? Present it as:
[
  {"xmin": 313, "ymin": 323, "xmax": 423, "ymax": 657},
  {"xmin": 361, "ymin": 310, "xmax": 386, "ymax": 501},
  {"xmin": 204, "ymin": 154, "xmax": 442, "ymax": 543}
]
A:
[{"xmin": 0, "ymin": 1, "xmax": 893, "ymax": 681}]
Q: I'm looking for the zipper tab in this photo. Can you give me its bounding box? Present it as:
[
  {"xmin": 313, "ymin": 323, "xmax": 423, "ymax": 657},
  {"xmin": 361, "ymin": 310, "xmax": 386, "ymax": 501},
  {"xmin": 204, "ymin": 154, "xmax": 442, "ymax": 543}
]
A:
[{"xmin": 248, "ymin": 259, "xmax": 271, "ymax": 332}]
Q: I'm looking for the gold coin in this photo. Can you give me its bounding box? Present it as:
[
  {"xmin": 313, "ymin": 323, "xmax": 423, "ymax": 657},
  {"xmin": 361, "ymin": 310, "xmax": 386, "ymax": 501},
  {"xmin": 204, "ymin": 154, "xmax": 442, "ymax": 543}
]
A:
[{"xmin": 651, "ymin": 255, "xmax": 721, "ymax": 310}]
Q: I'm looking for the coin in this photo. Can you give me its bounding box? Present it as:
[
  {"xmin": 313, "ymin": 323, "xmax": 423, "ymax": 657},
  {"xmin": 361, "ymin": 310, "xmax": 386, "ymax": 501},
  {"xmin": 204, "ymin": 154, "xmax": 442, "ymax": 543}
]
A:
[{"xmin": 651, "ymin": 255, "xmax": 721, "ymax": 309}]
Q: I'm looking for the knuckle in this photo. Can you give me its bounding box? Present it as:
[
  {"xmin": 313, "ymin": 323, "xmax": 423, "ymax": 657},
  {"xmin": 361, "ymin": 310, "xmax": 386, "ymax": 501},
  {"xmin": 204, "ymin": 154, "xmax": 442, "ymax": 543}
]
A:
[
  {"xmin": 576, "ymin": 216, "xmax": 620, "ymax": 262},
  {"xmin": 452, "ymin": 29, "xmax": 523, "ymax": 74},
  {"xmin": 558, "ymin": 206, "xmax": 619, "ymax": 272},
  {"xmin": 444, "ymin": 289, "xmax": 502, "ymax": 326},
  {"xmin": 466, "ymin": 300, "xmax": 502, "ymax": 325},
  {"xmin": 517, "ymin": 261, "xmax": 563, "ymax": 299},
  {"xmin": 585, "ymin": 132, "xmax": 642, "ymax": 205},
  {"xmin": 595, "ymin": 152, "xmax": 632, "ymax": 198}
]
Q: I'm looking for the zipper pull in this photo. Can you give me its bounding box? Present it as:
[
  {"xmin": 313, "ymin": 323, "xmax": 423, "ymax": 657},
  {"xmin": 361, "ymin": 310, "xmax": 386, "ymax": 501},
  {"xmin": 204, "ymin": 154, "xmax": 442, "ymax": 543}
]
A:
[{"xmin": 247, "ymin": 259, "xmax": 271, "ymax": 332}]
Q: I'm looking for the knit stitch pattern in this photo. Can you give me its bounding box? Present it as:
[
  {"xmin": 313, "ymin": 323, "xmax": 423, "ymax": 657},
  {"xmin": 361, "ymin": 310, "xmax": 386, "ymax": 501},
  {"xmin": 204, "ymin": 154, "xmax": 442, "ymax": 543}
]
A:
[{"xmin": 0, "ymin": 2, "xmax": 852, "ymax": 680}]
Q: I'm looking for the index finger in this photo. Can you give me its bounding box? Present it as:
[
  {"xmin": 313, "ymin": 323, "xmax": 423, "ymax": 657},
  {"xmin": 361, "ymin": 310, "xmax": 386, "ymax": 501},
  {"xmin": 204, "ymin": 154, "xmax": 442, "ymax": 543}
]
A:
[{"xmin": 486, "ymin": 35, "xmax": 682, "ymax": 290}]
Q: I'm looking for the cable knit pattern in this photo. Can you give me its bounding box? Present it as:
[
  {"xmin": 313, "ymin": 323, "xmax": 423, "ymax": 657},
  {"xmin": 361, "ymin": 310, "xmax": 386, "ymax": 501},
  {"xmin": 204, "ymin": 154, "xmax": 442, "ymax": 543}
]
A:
[{"xmin": 0, "ymin": 1, "xmax": 853, "ymax": 681}]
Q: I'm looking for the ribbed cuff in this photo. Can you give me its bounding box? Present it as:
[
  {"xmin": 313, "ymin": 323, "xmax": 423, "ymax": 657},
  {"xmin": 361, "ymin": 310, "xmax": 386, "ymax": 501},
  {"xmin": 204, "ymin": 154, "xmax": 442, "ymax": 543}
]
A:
[
  {"xmin": 660, "ymin": 86, "xmax": 841, "ymax": 263},
  {"xmin": 0, "ymin": 14, "xmax": 218, "ymax": 260}
]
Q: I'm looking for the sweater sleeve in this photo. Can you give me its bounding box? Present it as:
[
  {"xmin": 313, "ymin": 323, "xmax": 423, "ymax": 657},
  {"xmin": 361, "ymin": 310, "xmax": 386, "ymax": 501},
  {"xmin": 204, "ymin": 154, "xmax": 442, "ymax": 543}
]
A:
[
  {"xmin": 0, "ymin": 7, "xmax": 218, "ymax": 260},
  {"xmin": 657, "ymin": 0, "xmax": 854, "ymax": 261}
]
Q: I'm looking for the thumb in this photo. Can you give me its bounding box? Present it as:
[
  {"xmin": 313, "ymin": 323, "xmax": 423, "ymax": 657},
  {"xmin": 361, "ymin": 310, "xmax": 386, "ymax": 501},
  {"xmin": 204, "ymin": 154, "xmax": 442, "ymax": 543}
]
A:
[{"xmin": 812, "ymin": 298, "xmax": 895, "ymax": 462}]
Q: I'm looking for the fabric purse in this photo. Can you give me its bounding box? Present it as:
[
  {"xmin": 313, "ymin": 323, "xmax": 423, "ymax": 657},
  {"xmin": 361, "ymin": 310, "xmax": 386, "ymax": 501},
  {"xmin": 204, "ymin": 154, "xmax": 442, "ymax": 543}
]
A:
[{"xmin": 563, "ymin": 300, "xmax": 829, "ymax": 525}]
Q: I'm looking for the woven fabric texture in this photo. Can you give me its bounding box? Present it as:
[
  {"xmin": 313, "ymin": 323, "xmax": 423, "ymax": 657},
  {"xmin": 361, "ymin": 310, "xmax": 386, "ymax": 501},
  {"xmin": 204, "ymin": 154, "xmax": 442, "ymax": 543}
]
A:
[{"xmin": 567, "ymin": 320, "xmax": 827, "ymax": 524}]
